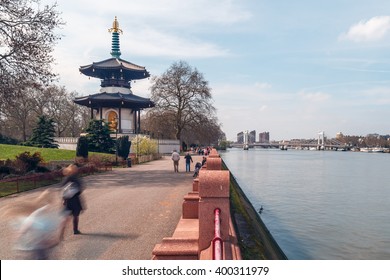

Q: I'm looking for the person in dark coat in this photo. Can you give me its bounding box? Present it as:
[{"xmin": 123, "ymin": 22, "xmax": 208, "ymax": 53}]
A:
[
  {"xmin": 193, "ymin": 162, "xmax": 202, "ymax": 178},
  {"xmin": 61, "ymin": 164, "xmax": 84, "ymax": 234},
  {"xmin": 201, "ymin": 156, "xmax": 207, "ymax": 166},
  {"xmin": 184, "ymin": 152, "xmax": 193, "ymax": 172}
]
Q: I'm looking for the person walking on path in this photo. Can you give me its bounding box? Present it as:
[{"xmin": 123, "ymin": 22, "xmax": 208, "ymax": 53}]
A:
[
  {"xmin": 171, "ymin": 150, "xmax": 180, "ymax": 172},
  {"xmin": 61, "ymin": 164, "xmax": 84, "ymax": 234},
  {"xmin": 1, "ymin": 189, "xmax": 67, "ymax": 259},
  {"xmin": 184, "ymin": 152, "xmax": 193, "ymax": 172}
]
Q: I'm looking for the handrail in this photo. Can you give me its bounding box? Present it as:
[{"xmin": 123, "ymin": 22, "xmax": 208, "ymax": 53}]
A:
[
  {"xmin": 212, "ymin": 208, "xmax": 223, "ymax": 260},
  {"xmin": 0, "ymin": 164, "xmax": 111, "ymax": 197}
]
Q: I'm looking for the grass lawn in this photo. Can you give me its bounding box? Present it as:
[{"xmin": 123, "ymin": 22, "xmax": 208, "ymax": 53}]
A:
[
  {"xmin": 0, "ymin": 144, "xmax": 114, "ymax": 162},
  {"xmin": 0, "ymin": 144, "xmax": 77, "ymax": 162}
]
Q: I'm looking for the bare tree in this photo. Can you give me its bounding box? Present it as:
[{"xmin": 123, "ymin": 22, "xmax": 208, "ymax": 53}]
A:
[
  {"xmin": 40, "ymin": 85, "xmax": 71, "ymax": 136},
  {"xmin": 142, "ymin": 110, "xmax": 176, "ymax": 139},
  {"xmin": 66, "ymin": 91, "xmax": 91, "ymax": 137},
  {"xmin": 1, "ymin": 83, "xmax": 90, "ymax": 141},
  {"xmin": 1, "ymin": 82, "xmax": 39, "ymax": 141},
  {"xmin": 0, "ymin": 0, "xmax": 63, "ymax": 100},
  {"xmin": 47, "ymin": 88, "xmax": 90, "ymax": 137},
  {"xmin": 149, "ymin": 61, "xmax": 218, "ymax": 141},
  {"xmin": 29, "ymin": 85, "xmax": 89, "ymax": 137},
  {"xmin": 184, "ymin": 115, "xmax": 224, "ymax": 146}
]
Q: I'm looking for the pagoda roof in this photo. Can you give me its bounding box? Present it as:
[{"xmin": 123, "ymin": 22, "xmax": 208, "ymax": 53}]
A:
[
  {"xmin": 79, "ymin": 57, "xmax": 150, "ymax": 80},
  {"xmin": 74, "ymin": 92, "xmax": 155, "ymax": 109}
]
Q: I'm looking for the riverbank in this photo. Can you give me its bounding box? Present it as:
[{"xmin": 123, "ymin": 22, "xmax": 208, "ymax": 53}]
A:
[{"xmin": 223, "ymin": 159, "xmax": 287, "ymax": 260}]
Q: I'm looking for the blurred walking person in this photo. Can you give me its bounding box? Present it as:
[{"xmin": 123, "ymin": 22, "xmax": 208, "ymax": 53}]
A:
[
  {"xmin": 1, "ymin": 189, "xmax": 67, "ymax": 259},
  {"xmin": 62, "ymin": 164, "xmax": 84, "ymax": 234}
]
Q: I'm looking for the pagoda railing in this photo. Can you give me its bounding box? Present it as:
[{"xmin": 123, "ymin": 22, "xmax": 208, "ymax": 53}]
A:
[{"xmin": 101, "ymin": 79, "xmax": 129, "ymax": 88}]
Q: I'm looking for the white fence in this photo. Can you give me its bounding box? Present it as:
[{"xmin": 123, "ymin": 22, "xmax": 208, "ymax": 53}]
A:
[
  {"xmin": 55, "ymin": 137, "xmax": 180, "ymax": 154},
  {"xmin": 54, "ymin": 137, "xmax": 79, "ymax": 151},
  {"xmin": 156, "ymin": 139, "xmax": 180, "ymax": 154}
]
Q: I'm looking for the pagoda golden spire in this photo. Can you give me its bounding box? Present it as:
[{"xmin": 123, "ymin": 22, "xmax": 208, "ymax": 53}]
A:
[{"xmin": 108, "ymin": 16, "xmax": 122, "ymax": 34}]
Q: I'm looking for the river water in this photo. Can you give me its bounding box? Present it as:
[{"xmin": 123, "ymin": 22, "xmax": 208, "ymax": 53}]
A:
[{"xmin": 220, "ymin": 148, "xmax": 390, "ymax": 260}]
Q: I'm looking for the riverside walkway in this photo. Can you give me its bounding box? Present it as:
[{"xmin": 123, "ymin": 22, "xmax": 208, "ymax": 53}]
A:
[{"xmin": 0, "ymin": 155, "xmax": 202, "ymax": 260}]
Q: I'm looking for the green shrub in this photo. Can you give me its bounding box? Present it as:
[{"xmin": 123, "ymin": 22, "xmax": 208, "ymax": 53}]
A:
[
  {"xmin": 76, "ymin": 136, "xmax": 89, "ymax": 158},
  {"xmin": 0, "ymin": 165, "xmax": 13, "ymax": 175},
  {"xmin": 131, "ymin": 135, "xmax": 157, "ymax": 156},
  {"xmin": 35, "ymin": 165, "xmax": 51, "ymax": 173},
  {"xmin": 15, "ymin": 151, "xmax": 43, "ymax": 172},
  {"xmin": 116, "ymin": 136, "xmax": 131, "ymax": 160},
  {"xmin": 88, "ymin": 154, "xmax": 116, "ymax": 167},
  {"xmin": 0, "ymin": 134, "xmax": 18, "ymax": 145}
]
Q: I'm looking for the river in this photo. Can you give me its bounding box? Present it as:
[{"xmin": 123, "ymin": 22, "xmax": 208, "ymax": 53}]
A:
[{"xmin": 220, "ymin": 148, "xmax": 390, "ymax": 260}]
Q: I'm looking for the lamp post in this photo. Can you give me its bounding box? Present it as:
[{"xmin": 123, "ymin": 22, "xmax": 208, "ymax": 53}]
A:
[
  {"xmin": 157, "ymin": 131, "xmax": 160, "ymax": 155},
  {"xmin": 115, "ymin": 117, "xmax": 118, "ymax": 165},
  {"xmin": 136, "ymin": 131, "xmax": 139, "ymax": 162}
]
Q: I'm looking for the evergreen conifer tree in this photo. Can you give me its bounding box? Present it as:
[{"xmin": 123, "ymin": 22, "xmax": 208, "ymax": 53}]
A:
[
  {"xmin": 85, "ymin": 119, "xmax": 115, "ymax": 153},
  {"xmin": 26, "ymin": 115, "xmax": 58, "ymax": 148}
]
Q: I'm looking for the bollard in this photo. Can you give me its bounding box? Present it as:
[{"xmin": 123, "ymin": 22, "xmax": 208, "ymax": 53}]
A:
[
  {"xmin": 198, "ymin": 170, "xmax": 230, "ymax": 252},
  {"xmin": 206, "ymin": 157, "xmax": 222, "ymax": 170},
  {"xmin": 208, "ymin": 148, "xmax": 220, "ymax": 158}
]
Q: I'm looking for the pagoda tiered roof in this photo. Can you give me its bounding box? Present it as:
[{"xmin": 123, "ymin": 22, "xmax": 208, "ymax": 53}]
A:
[
  {"xmin": 79, "ymin": 57, "xmax": 150, "ymax": 81},
  {"xmin": 74, "ymin": 92, "xmax": 154, "ymax": 109}
]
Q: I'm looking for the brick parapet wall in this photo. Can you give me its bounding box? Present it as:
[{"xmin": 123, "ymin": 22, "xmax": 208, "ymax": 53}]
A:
[{"xmin": 152, "ymin": 149, "xmax": 241, "ymax": 260}]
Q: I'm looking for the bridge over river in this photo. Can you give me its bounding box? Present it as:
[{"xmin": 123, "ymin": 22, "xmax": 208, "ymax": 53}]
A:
[{"xmin": 230, "ymin": 138, "xmax": 348, "ymax": 150}]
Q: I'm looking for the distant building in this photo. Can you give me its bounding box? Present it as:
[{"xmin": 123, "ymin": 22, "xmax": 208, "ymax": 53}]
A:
[
  {"xmin": 259, "ymin": 132, "xmax": 270, "ymax": 143},
  {"xmin": 336, "ymin": 132, "xmax": 344, "ymax": 139},
  {"xmin": 366, "ymin": 133, "xmax": 380, "ymax": 139},
  {"xmin": 237, "ymin": 131, "xmax": 244, "ymax": 143},
  {"xmin": 249, "ymin": 130, "xmax": 256, "ymax": 143}
]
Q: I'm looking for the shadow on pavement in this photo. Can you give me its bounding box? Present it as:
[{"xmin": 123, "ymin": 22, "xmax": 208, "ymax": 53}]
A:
[{"xmin": 77, "ymin": 232, "xmax": 139, "ymax": 240}]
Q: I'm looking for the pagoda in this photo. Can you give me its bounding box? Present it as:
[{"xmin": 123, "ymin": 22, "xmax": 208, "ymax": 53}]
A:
[{"xmin": 74, "ymin": 17, "xmax": 154, "ymax": 134}]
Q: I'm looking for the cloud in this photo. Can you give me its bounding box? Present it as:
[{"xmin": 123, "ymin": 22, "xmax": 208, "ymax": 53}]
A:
[
  {"xmin": 360, "ymin": 86, "xmax": 390, "ymax": 105},
  {"xmin": 254, "ymin": 82, "xmax": 272, "ymax": 90},
  {"xmin": 125, "ymin": 28, "xmax": 230, "ymax": 58},
  {"xmin": 299, "ymin": 91, "xmax": 330, "ymax": 102},
  {"xmin": 340, "ymin": 16, "xmax": 390, "ymax": 42},
  {"xmin": 53, "ymin": 1, "xmax": 239, "ymax": 61},
  {"xmin": 258, "ymin": 105, "xmax": 268, "ymax": 112},
  {"xmin": 54, "ymin": 0, "xmax": 251, "ymax": 32}
]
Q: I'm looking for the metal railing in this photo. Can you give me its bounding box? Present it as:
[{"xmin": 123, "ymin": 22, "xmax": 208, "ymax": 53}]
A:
[
  {"xmin": 212, "ymin": 208, "xmax": 223, "ymax": 260},
  {"xmin": 0, "ymin": 164, "xmax": 112, "ymax": 197}
]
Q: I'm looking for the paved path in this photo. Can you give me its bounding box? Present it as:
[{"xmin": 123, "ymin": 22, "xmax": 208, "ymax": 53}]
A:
[{"xmin": 0, "ymin": 155, "xmax": 202, "ymax": 260}]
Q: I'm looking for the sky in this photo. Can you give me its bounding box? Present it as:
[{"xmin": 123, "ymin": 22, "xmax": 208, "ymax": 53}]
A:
[{"xmin": 44, "ymin": 0, "xmax": 390, "ymax": 141}]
